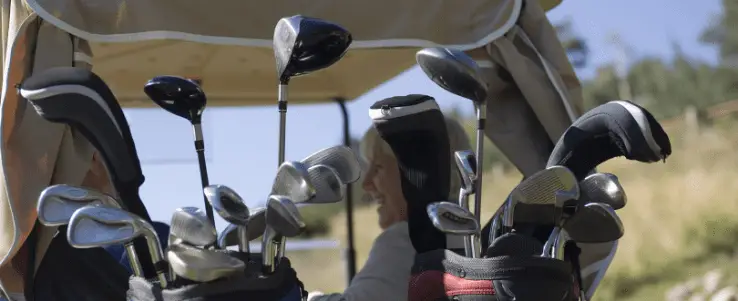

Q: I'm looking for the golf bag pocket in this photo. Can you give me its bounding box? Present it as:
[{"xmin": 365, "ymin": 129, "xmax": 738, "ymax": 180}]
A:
[
  {"xmin": 409, "ymin": 249, "xmax": 575, "ymax": 301},
  {"xmin": 127, "ymin": 254, "xmax": 306, "ymax": 301}
]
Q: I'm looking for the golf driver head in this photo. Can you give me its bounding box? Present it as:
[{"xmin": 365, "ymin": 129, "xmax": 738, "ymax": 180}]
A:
[
  {"xmin": 271, "ymin": 161, "xmax": 316, "ymax": 203},
  {"xmin": 453, "ymin": 150, "xmax": 477, "ymax": 194},
  {"xmin": 67, "ymin": 205, "xmax": 160, "ymax": 249},
  {"xmin": 505, "ymin": 165, "xmax": 580, "ymax": 227},
  {"xmin": 143, "ymin": 76, "xmax": 206, "ymax": 124},
  {"xmin": 564, "ymin": 202, "xmax": 624, "ymax": 243},
  {"xmin": 579, "ymin": 173, "xmax": 627, "ymax": 210},
  {"xmin": 273, "ymin": 15, "xmax": 353, "ymax": 84},
  {"xmin": 219, "ymin": 207, "xmax": 266, "ymax": 248},
  {"xmin": 169, "ymin": 207, "xmax": 218, "ymax": 247},
  {"xmin": 416, "ymin": 47, "xmax": 489, "ymax": 103},
  {"xmin": 37, "ymin": 184, "xmax": 121, "ymax": 226},
  {"xmin": 427, "ymin": 201, "xmax": 480, "ymax": 235},
  {"xmin": 266, "ymin": 195, "xmax": 306, "ymax": 238},
  {"xmin": 203, "ymin": 185, "xmax": 250, "ymax": 226},
  {"xmin": 307, "ymin": 164, "xmax": 345, "ymax": 204},
  {"xmin": 167, "ymin": 244, "xmax": 245, "ymax": 282},
  {"xmin": 301, "ymin": 145, "xmax": 362, "ymax": 184}
]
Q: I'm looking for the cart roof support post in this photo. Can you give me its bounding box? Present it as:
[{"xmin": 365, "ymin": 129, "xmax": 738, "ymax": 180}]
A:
[{"xmin": 334, "ymin": 97, "xmax": 356, "ymax": 284}]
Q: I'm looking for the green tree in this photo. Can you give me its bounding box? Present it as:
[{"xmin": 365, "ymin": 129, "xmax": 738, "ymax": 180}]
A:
[{"xmin": 555, "ymin": 19, "xmax": 589, "ymax": 69}]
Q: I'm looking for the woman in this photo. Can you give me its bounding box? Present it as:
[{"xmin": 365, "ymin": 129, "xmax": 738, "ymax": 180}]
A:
[{"xmin": 308, "ymin": 115, "xmax": 472, "ymax": 301}]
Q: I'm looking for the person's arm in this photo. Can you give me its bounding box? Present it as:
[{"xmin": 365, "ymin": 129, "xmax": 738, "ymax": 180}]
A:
[{"xmin": 309, "ymin": 222, "xmax": 415, "ymax": 301}]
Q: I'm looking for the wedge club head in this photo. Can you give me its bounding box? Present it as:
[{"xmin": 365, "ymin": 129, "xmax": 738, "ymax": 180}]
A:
[
  {"xmin": 301, "ymin": 145, "xmax": 362, "ymax": 184},
  {"xmin": 579, "ymin": 173, "xmax": 627, "ymax": 210},
  {"xmin": 262, "ymin": 195, "xmax": 306, "ymax": 273},
  {"xmin": 271, "ymin": 161, "xmax": 316, "ymax": 202},
  {"xmin": 273, "ymin": 15, "xmax": 353, "ymax": 84},
  {"xmin": 143, "ymin": 76, "xmax": 206, "ymax": 124},
  {"xmin": 416, "ymin": 47, "xmax": 489, "ymax": 103},
  {"xmin": 427, "ymin": 202, "xmax": 480, "ymax": 235},
  {"xmin": 167, "ymin": 244, "xmax": 245, "ymax": 282},
  {"xmin": 37, "ymin": 184, "xmax": 121, "ymax": 226},
  {"xmin": 219, "ymin": 207, "xmax": 267, "ymax": 249},
  {"xmin": 306, "ymin": 164, "xmax": 345, "ymax": 204},
  {"xmin": 504, "ymin": 165, "xmax": 580, "ymax": 228},
  {"xmin": 169, "ymin": 207, "xmax": 218, "ymax": 247},
  {"xmin": 454, "ymin": 150, "xmax": 477, "ymax": 194},
  {"xmin": 203, "ymin": 185, "xmax": 250, "ymax": 226}
]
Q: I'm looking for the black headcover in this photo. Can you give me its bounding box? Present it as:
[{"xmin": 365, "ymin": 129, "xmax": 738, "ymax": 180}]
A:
[
  {"xmin": 19, "ymin": 67, "xmax": 156, "ymax": 277},
  {"xmin": 547, "ymin": 100, "xmax": 672, "ymax": 180},
  {"xmin": 369, "ymin": 95, "xmax": 450, "ymax": 253}
]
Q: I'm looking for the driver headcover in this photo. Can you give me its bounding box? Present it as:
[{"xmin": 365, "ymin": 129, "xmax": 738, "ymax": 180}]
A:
[{"xmin": 369, "ymin": 95, "xmax": 451, "ymax": 253}]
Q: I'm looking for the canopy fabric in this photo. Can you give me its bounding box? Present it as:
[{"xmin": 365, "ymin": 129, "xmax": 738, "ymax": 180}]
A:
[{"xmin": 0, "ymin": 0, "xmax": 587, "ymax": 297}]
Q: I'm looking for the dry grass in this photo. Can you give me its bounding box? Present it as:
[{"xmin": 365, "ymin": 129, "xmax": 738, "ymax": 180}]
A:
[{"xmin": 289, "ymin": 121, "xmax": 738, "ymax": 298}]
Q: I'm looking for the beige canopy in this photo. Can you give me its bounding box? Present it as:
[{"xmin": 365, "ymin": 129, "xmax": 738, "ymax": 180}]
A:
[{"xmin": 0, "ymin": 0, "xmax": 599, "ymax": 296}]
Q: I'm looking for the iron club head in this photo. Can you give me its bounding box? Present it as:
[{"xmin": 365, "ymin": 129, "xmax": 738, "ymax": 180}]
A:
[
  {"xmin": 169, "ymin": 207, "xmax": 218, "ymax": 248},
  {"xmin": 143, "ymin": 76, "xmax": 206, "ymax": 124},
  {"xmin": 453, "ymin": 150, "xmax": 477, "ymax": 195},
  {"xmin": 37, "ymin": 184, "xmax": 121, "ymax": 226},
  {"xmin": 167, "ymin": 244, "xmax": 245, "ymax": 282},
  {"xmin": 579, "ymin": 173, "xmax": 627, "ymax": 210},
  {"xmin": 300, "ymin": 145, "xmax": 362, "ymax": 184},
  {"xmin": 504, "ymin": 165, "xmax": 580, "ymax": 228},
  {"xmin": 271, "ymin": 161, "xmax": 316, "ymax": 203},
  {"xmin": 416, "ymin": 47, "xmax": 489, "ymax": 103},
  {"xmin": 306, "ymin": 164, "xmax": 345, "ymax": 204},
  {"xmin": 218, "ymin": 207, "xmax": 266, "ymax": 249},
  {"xmin": 273, "ymin": 15, "xmax": 353, "ymax": 84},
  {"xmin": 427, "ymin": 201, "xmax": 480, "ymax": 235},
  {"xmin": 203, "ymin": 185, "xmax": 251, "ymax": 226}
]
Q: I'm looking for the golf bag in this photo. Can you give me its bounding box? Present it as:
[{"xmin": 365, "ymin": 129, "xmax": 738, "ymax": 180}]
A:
[
  {"xmin": 408, "ymin": 233, "xmax": 577, "ymax": 301},
  {"xmin": 127, "ymin": 253, "xmax": 307, "ymax": 301}
]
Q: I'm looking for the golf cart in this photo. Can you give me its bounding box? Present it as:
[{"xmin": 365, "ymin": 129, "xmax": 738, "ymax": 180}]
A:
[{"xmin": 0, "ymin": 0, "xmax": 615, "ymax": 298}]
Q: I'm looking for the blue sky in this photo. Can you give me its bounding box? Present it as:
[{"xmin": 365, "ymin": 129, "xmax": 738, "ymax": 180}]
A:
[{"xmin": 124, "ymin": 0, "xmax": 721, "ymax": 231}]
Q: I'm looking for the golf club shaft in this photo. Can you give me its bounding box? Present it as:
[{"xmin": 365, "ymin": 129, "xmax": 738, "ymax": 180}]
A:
[
  {"xmin": 237, "ymin": 226, "xmax": 250, "ymax": 255},
  {"xmin": 193, "ymin": 124, "xmax": 216, "ymax": 227},
  {"xmin": 278, "ymin": 84, "xmax": 288, "ymax": 164},
  {"xmin": 125, "ymin": 243, "xmax": 144, "ymax": 277},
  {"xmin": 473, "ymin": 104, "xmax": 486, "ymax": 256},
  {"xmin": 459, "ymin": 189, "xmax": 473, "ymax": 257}
]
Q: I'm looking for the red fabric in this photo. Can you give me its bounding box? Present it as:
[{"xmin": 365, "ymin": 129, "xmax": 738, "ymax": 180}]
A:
[{"xmin": 408, "ymin": 271, "xmax": 494, "ymax": 301}]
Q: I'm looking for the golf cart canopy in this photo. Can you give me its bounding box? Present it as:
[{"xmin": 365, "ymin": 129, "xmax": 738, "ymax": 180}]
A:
[{"xmin": 0, "ymin": 0, "xmax": 581, "ymax": 287}]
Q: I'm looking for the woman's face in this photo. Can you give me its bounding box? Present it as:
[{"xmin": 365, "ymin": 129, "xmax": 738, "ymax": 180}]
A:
[{"xmin": 362, "ymin": 145, "xmax": 407, "ymax": 229}]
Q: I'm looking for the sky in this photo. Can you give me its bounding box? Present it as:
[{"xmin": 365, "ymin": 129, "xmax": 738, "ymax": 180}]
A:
[{"xmin": 122, "ymin": 0, "xmax": 722, "ymax": 232}]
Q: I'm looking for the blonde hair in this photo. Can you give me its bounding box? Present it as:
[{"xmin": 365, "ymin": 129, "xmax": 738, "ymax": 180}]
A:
[{"xmin": 360, "ymin": 116, "xmax": 473, "ymax": 202}]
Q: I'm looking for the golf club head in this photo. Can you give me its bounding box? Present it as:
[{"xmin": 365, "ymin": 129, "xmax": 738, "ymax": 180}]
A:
[
  {"xmin": 579, "ymin": 173, "xmax": 627, "ymax": 210},
  {"xmin": 306, "ymin": 164, "xmax": 345, "ymax": 204},
  {"xmin": 37, "ymin": 184, "xmax": 121, "ymax": 226},
  {"xmin": 453, "ymin": 150, "xmax": 477, "ymax": 194},
  {"xmin": 273, "ymin": 15, "xmax": 353, "ymax": 84},
  {"xmin": 271, "ymin": 161, "xmax": 317, "ymax": 203},
  {"xmin": 67, "ymin": 205, "xmax": 159, "ymax": 249},
  {"xmin": 505, "ymin": 165, "xmax": 579, "ymax": 227},
  {"xmin": 301, "ymin": 145, "xmax": 362, "ymax": 184},
  {"xmin": 427, "ymin": 201, "xmax": 480, "ymax": 235},
  {"xmin": 416, "ymin": 47, "xmax": 488, "ymax": 103},
  {"xmin": 203, "ymin": 185, "xmax": 250, "ymax": 225},
  {"xmin": 167, "ymin": 244, "xmax": 245, "ymax": 282},
  {"xmin": 143, "ymin": 76, "xmax": 206, "ymax": 124},
  {"xmin": 266, "ymin": 195, "xmax": 306, "ymax": 238},
  {"xmin": 564, "ymin": 202, "xmax": 624, "ymax": 243},
  {"xmin": 220, "ymin": 207, "xmax": 266, "ymax": 248},
  {"xmin": 169, "ymin": 207, "xmax": 218, "ymax": 247}
]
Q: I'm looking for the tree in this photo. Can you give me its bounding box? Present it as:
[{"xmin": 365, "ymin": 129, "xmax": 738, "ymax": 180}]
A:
[{"xmin": 555, "ymin": 19, "xmax": 589, "ymax": 69}]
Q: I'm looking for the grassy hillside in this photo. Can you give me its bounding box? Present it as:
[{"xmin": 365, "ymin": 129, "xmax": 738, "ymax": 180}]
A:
[{"xmin": 287, "ymin": 120, "xmax": 738, "ymax": 300}]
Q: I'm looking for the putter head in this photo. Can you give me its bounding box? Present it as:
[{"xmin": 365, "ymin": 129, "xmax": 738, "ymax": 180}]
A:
[
  {"xmin": 307, "ymin": 164, "xmax": 345, "ymax": 204},
  {"xmin": 169, "ymin": 207, "xmax": 218, "ymax": 247},
  {"xmin": 564, "ymin": 202, "xmax": 624, "ymax": 243},
  {"xmin": 416, "ymin": 47, "xmax": 489, "ymax": 103},
  {"xmin": 220, "ymin": 207, "xmax": 266, "ymax": 248},
  {"xmin": 580, "ymin": 173, "xmax": 627, "ymax": 210},
  {"xmin": 143, "ymin": 76, "xmax": 206, "ymax": 124},
  {"xmin": 301, "ymin": 145, "xmax": 362, "ymax": 184},
  {"xmin": 203, "ymin": 185, "xmax": 250, "ymax": 225},
  {"xmin": 37, "ymin": 184, "xmax": 121, "ymax": 226},
  {"xmin": 505, "ymin": 165, "xmax": 579, "ymax": 226},
  {"xmin": 266, "ymin": 195, "xmax": 306, "ymax": 238},
  {"xmin": 167, "ymin": 244, "xmax": 245, "ymax": 282},
  {"xmin": 271, "ymin": 161, "xmax": 317, "ymax": 203},
  {"xmin": 273, "ymin": 15, "xmax": 353, "ymax": 84},
  {"xmin": 67, "ymin": 205, "xmax": 157, "ymax": 248},
  {"xmin": 427, "ymin": 201, "xmax": 480, "ymax": 235},
  {"xmin": 453, "ymin": 150, "xmax": 477, "ymax": 194}
]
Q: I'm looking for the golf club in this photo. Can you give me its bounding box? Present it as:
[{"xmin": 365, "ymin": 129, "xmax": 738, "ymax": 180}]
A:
[
  {"xmin": 169, "ymin": 207, "xmax": 217, "ymax": 248},
  {"xmin": 503, "ymin": 165, "xmax": 579, "ymax": 231},
  {"xmin": 579, "ymin": 173, "xmax": 627, "ymax": 210},
  {"xmin": 416, "ymin": 47, "xmax": 489, "ymax": 227},
  {"xmin": 301, "ymin": 145, "xmax": 362, "ymax": 184},
  {"xmin": 262, "ymin": 195, "xmax": 306, "ymax": 274},
  {"xmin": 20, "ymin": 67, "xmax": 156, "ymax": 278},
  {"xmin": 67, "ymin": 205, "xmax": 168, "ymax": 287},
  {"xmin": 453, "ymin": 150, "xmax": 478, "ymax": 257},
  {"xmin": 271, "ymin": 161, "xmax": 317, "ymax": 202},
  {"xmin": 167, "ymin": 243, "xmax": 245, "ymax": 283},
  {"xmin": 427, "ymin": 202, "xmax": 480, "ymax": 257},
  {"xmin": 563, "ymin": 202, "xmax": 624, "ymax": 244},
  {"xmin": 144, "ymin": 76, "xmax": 215, "ymax": 226},
  {"xmin": 273, "ymin": 15, "xmax": 353, "ymax": 164},
  {"xmin": 37, "ymin": 184, "xmax": 121, "ymax": 226},
  {"xmin": 218, "ymin": 207, "xmax": 266, "ymax": 249},
  {"xmin": 203, "ymin": 185, "xmax": 251, "ymax": 254}
]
